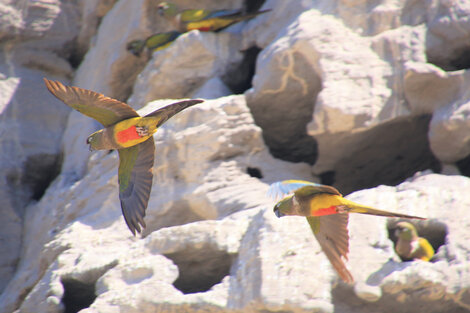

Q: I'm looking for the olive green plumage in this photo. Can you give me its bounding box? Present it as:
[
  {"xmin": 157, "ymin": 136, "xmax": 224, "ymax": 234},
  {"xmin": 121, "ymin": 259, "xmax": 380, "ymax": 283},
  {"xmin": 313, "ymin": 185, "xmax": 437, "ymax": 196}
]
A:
[
  {"xmin": 157, "ymin": 2, "xmax": 271, "ymax": 32},
  {"xmin": 127, "ymin": 31, "xmax": 181, "ymax": 57},
  {"xmin": 269, "ymin": 180, "xmax": 427, "ymax": 283},
  {"xmin": 394, "ymin": 222, "xmax": 434, "ymax": 261},
  {"xmin": 44, "ymin": 78, "xmax": 203, "ymax": 235}
]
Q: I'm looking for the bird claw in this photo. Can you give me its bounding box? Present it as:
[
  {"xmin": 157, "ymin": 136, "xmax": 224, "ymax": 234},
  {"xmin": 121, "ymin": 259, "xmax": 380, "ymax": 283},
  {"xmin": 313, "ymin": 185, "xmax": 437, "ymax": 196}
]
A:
[
  {"xmin": 336, "ymin": 205, "xmax": 348, "ymax": 214},
  {"xmin": 135, "ymin": 126, "xmax": 149, "ymax": 137}
]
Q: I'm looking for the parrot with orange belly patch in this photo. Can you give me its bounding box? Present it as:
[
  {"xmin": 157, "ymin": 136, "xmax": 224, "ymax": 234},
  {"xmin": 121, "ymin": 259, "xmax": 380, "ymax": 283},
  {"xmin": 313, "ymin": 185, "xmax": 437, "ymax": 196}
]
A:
[
  {"xmin": 268, "ymin": 180, "xmax": 426, "ymax": 283},
  {"xmin": 44, "ymin": 78, "xmax": 203, "ymax": 235}
]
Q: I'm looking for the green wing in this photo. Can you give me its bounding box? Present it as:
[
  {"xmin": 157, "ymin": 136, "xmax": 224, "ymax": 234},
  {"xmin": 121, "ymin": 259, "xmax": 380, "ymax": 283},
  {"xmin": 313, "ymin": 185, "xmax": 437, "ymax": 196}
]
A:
[
  {"xmin": 180, "ymin": 9, "xmax": 212, "ymax": 22},
  {"xmin": 145, "ymin": 31, "xmax": 181, "ymax": 51},
  {"xmin": 118, "ymin": 138, "xmax": 155, "ymax": 235},
  {"xmin": 268, "ymin": 180, "xmax": 341, "ymax": 200},
  {"xmin": 44, "ymin": 78, "xmax": 139, "ymax": 127},
  {"xmin": 307, "ymin": 214, "xmax": 353, "ymax": 283},
  {"xmin": 294, "ymin": 184, "xmax": 341, "ymax": 198}
]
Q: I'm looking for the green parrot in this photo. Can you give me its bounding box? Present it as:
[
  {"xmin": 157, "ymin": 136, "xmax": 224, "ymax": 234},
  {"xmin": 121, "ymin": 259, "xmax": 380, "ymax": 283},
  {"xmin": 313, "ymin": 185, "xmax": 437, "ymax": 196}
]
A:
[
  {"xmin": 268, "ymin": 180, "xmax": 426, "ymax": 283},
  {"xmin": 394, "ymin": 221, "xmax": 434, "ymax": 262},
  {"xmin": 44, "ymin": 78, "xmax": 203, "ymax": 235},
  {"xmin": 127, "ymin": 31, "xmax": 181, "ymax": 57},
  {"xmin": 157, "ymin": 2, "xmax": 271, "ymax": 32}
]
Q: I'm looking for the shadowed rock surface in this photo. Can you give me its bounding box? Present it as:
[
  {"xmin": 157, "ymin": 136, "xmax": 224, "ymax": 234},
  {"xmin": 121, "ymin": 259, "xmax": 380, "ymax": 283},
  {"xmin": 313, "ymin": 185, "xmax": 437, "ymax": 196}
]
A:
[{"xmin": 1, "ymin": 1, "xmax": 470, "ymax": 313}]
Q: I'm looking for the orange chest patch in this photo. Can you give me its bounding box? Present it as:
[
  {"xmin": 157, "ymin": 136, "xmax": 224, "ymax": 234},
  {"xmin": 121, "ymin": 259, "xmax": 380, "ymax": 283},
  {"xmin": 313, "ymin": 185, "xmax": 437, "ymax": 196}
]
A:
[
  {"xmin": 194, "ymin": 26, "xmax": 212, "ymax": 31},
  {"xmin": 311, "ymin": 206, "xmax": 338, "ymax": 217},
  {"xmin": 116, "ymin": 126, "xmax": 141, "ymax": 143}
]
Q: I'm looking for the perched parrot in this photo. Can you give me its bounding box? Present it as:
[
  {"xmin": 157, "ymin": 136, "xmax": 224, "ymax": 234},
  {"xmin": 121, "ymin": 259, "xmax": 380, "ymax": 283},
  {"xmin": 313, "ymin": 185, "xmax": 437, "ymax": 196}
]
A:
[
  {"xmin": 268, "ymin": 180, "xmax": 426, "ymax": 283},
  {"xmin": 44, "ymin": 78, "xmax": 203, "ymax": 235},
  {"xmin": 157, "ymin": 2, "xmax": 271, "ymax": 32},
  {"xmin": 126, "ymin": 31, "xmax": 181, "ymax": 57},
  {"xmin": 394, "ymin": 221, "xmax": 434, "ymax": 262}
]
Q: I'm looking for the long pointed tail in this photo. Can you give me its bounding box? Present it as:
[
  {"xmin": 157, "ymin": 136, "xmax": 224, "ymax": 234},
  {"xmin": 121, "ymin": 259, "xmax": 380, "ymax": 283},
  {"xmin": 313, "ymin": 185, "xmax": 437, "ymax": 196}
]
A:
[
  {"xmin": 342, "ymin": 199, "xmax": 425, "ymax": 220},
  {"xmin": 145, "ymin": 99, "xmax": 204, "ymax": 127},
  {"xmin": 223, "ymin": 9, "xmax": 271, "ymax": 22}
]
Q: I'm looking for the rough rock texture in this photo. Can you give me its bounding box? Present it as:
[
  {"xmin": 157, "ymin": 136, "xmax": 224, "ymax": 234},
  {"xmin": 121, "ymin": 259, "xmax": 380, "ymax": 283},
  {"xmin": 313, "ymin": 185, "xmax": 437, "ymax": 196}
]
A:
[
  {"xmin": 0, "ymin": 0, "xmax": 118, "ymax": 297},
  {"xmin": 1, "ymin": 0, "xmax": 470, "ymax": 312}
]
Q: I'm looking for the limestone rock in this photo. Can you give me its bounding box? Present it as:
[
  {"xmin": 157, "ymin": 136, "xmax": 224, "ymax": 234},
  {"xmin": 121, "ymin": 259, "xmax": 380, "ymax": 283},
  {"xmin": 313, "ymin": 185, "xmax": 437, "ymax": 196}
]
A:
[
  {"xmin": 0, "ymin": 0, "xmax": 90, "ymax": 300},
  {"xmin": 245, "ymin": 7, "xmax": 440, "ymax": 192},
  {"xmin": 0, "ymin": 66, "xmax": 70, "ymax": 297},
  {"xmin": 429, "ymin": 76, "xmax": 470, "ymax": 163},
  {"xmin": 340, "ymin": 173, "xmax": 470, "ymax": 313},
  {"xmin": 426, "ymin": 0, "xmax": 470, "ymax": 71},
  {"xmin": 63, "ymin": 0, "xmax": 245, "ymax": 180},
  {"xmin": 0, "ymin": 94, "xmax": 313, "ymax": 313},
  {"xmin": 128, "ymin": 31, "xmax": 243, "ymax": 108},
  {"xmin": 3, "ymin": 0, "xmax": 470, "ymax": 312},
  {"xmin": 244, "ymin": 2, "xmax": 457, "ymax": 192},
  {"xmin": 12, "ymin": 169, "xmax": 470, "ymax": 313}
]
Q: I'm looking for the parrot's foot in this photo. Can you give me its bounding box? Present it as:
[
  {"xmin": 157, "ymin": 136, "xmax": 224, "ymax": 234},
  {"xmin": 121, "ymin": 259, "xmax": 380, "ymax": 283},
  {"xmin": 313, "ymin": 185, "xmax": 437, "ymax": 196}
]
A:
[
  {"xmin": 136, "ymin": 126, "xmax": 149, "ymax": 137},
  {"xmin": 336, "ymin": 205, "xmax": 348, "ymax": 214}
]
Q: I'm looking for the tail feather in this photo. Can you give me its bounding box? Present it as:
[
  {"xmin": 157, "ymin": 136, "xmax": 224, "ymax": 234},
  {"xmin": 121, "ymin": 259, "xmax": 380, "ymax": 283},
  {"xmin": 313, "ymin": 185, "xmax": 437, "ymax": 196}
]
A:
[
  {"xmin": 222, "ymin": 9, "xmax": 271, "ymax": 21},
  {"xmin": 145, "ymin": 99, "xmax": 204, "ymax": 127},
  {"xmin": 348, "ymin": 204, "xmax": 426, "ymax": 220}
]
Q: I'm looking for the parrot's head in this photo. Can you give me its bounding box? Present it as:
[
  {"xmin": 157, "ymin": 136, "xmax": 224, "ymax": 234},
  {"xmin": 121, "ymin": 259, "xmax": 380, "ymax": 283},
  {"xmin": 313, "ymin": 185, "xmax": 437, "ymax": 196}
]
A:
[
  {"xmin": 86, "ymin": 131, "xmax": 105, "ymax": 151},
  {"xmin": 394, "ymin": 222, "xmax": 418, "ymax": 240},
  {"xmin": 126, "ymin": 40, "xmax": 145, "ymax": 57},
  {"xmin": 158, "ymin": 2, "xmax": 178, "ymax": 18},
  {"xmin": 273, "ymin": 195, "xmax": 298, "ymax": 218}
]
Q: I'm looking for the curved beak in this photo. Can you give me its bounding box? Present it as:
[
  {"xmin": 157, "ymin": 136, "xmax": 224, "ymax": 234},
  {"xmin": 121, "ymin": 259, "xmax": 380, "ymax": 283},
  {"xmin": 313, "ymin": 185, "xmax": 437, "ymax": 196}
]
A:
[{"xmin": 273, "ymin": 205, "xmax": 284, "ymax": 218}]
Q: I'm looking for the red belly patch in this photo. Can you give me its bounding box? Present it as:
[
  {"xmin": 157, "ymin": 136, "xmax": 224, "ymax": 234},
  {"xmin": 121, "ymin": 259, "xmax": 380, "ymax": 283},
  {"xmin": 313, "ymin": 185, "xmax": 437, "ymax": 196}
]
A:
[
  {"xmin": 312, "ymin": 206, "xmax": 338, "ymax": 216},
  {"xmin": 190, "ymin": 26, "xmax": 212, "ymax": 31},
  {"xmin": 116, "ymin": 126, "xmax": 141, "ymax": 143}
]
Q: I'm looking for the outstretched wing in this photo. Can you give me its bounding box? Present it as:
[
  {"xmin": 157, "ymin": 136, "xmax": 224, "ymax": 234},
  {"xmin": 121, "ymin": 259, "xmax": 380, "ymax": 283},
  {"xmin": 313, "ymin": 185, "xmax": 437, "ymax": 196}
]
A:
[
  {"xmin": 308, "ymin": 214, "xmax": 353, "ymax": 283},
  {"xmin": 118, "ymin": 138, "xmax": 155, "ymax": 235},
  {"xmin": 267, "ymin": 180, "xmax": 341, "ymax": 200},
  {"xmin": 179, "ymin": 8, "xmax": 225, "ymax": 22},
  {"xmin": 44, "ymin": 78, "xmax": 139, "ymax": 127},
  {"xmin": 145, "ymin": 31, "xmax": 181, "ymax": 51}
]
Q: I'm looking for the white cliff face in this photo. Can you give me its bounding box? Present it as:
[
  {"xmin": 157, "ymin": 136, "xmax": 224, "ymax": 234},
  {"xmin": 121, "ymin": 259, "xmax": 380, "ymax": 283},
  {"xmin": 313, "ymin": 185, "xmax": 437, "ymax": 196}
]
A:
[{"xmin": 1, "ymin": 0, "xmax": 470, "ymax": 313}]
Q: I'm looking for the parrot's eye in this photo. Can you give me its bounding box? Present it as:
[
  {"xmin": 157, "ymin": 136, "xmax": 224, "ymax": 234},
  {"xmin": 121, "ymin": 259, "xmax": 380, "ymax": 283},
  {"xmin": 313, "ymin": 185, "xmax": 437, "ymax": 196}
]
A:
[
  {"xmin": 157, "ymin": 5, "xmax": 166, "ymax": 14},
  {"xmin": 86, "ymin": 137, "xmax": 92, "ymax": 144}
]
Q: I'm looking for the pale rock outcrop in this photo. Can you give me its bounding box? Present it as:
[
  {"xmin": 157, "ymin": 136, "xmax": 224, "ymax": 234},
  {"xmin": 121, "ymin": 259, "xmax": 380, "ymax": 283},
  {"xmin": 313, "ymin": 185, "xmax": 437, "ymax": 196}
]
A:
[
  {"xmin": 128, "ymin": 31, "xmax": 242, "ymax": 108},
  {"xmin": 1, "ymin": 95, "xmax": 313, "ymax": 313},
  {"xmin": 62, "ymin": 0, "xmax": 246, "ymax": 181},
  {"xmin": 2, "ymin": 0, "xmax": 470, "ymax": 312},
  {"xmin": 0, "ymin": 0, "xmax": 116, "ymax": 297},
  {"xmin": 243, "ymin": 0, "xmax": 470, "ymax": 192},
  {"xmin": 245, "ymin": 7, "xmax": 438, "ymax": 192},
  {"xmin": 13, "ymin": 166, "xmax": 470, "ymax": 313},
  {"xmin": 426, "ymin": 0, "xmax": 470, "ymax": 71},
  {"xmin": 430, "ymin": 97, "xmax": 470, "ymax": 164}
]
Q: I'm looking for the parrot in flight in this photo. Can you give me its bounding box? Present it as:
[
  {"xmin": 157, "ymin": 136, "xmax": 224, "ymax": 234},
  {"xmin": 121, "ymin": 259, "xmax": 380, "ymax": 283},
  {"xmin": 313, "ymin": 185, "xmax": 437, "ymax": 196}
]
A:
[
  {"xmin": 127, "ymin": 31, "xmax": 181, "ymax": 57},
  {"xmin": 394, "ymin": 221, "xmax": 434, "ymax": 262},
  {"xmin": 44, "ymin": 78, "xmax": 203, "ymax": 235},
  {"xmin": 268, "ymin": 180, "xmax": 426, "ymax": 283},
  {"xmin": 157, "ymin": 2, "xmax": 271, "ymax": 32}
]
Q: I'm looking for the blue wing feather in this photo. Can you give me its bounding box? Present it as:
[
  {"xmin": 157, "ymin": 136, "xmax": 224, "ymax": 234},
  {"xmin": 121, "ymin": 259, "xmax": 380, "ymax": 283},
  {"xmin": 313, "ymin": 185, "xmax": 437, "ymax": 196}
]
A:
[
  {"xmin": 267, "ymin": 180, "xmax": 321, "ymax": 199},
  {"xmin": 205, "ymin": 9, "xmax": 241, "ymax": 19}
]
